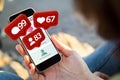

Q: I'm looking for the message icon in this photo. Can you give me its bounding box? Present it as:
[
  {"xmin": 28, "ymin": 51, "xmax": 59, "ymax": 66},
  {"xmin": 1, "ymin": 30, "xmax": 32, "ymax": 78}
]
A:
[
  {"xmin": 4, "ymin": 14, "xmax": 31, "ymax": 40},
  {"xmin": 22, "ymin": 28, "xmax": 45, "ymax": 50},
  {"xmin": 33, "ymin": 10, "xmax": 58, "ymax": 30}
]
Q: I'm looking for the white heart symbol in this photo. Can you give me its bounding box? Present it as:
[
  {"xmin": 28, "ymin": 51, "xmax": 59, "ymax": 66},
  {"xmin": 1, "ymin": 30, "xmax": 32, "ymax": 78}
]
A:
[{"xmin": 37, "ymin": 17, "xmax": 45, "ymax": 24}]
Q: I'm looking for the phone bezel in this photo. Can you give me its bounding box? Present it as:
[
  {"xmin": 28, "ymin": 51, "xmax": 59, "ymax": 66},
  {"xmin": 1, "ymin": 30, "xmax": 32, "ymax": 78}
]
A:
[{"xmin": 9, "ymin": 8, "xmax": 61, "ymax": 72}]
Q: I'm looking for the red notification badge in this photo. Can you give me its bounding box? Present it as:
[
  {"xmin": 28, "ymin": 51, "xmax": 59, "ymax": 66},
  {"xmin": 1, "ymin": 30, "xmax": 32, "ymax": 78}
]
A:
[
  {"xmin": 33, "ymin": 10, "xmax": 58, "ymax": 30},
  {"xmin": 22, "ymin": 28, "xmax": 45, "ymax": 50},
  {"xmin": 4, "ymin": 14, "xmax": 31, "ymax": 40}
]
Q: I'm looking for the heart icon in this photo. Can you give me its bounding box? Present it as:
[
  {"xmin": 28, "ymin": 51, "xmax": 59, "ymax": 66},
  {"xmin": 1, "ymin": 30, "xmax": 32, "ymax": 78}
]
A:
[{"xmin": 37, "ymin": 17, "xmax": 45, "ymax": 24}]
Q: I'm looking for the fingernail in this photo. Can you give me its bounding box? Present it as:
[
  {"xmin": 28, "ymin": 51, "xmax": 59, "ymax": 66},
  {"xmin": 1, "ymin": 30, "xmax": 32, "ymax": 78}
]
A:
[{"xmin": 15, "ymin": 44, "xmax": 19, "ymax": 50}]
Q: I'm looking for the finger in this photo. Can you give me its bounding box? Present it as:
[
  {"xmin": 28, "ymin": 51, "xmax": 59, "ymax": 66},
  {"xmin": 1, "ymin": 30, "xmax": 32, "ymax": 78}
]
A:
[
  {"xmin": 51, "ymin": 36, "xmax": 72, "ymax": 57},
  {"xmin": 24, "ymin": 55, "xmax": 31, "ymax": 67},
  {"xmin": 30, "ymin": 64, "xmax": 46, "ymax": 80},
  {"xmin": 29, "ymin": 63, "xmax": 36, "ymax": 75},
  {"xmin": 23, "ymin": 54, "xmax": 37, "ymax": 78},
  {"xmin": 24, "ymin": 56, "xmax": 40, "ymax": 80},
  {"xmin": 29, "ymin": 63, "xmax": 41, "ymax": 80},
  {"xmin": 94, "ymin": 72, "xmax": 109, "ymax": 80},
  {"xmin": 16, "ymin": 44, "xmax": 26, "ymax": 56}
]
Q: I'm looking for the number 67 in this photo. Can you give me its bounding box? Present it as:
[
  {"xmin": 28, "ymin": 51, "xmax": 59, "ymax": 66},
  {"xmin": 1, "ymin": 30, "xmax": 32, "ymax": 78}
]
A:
[{"xmin": 46, "ymin": 16, "xmax": 55, "ymax": 23}]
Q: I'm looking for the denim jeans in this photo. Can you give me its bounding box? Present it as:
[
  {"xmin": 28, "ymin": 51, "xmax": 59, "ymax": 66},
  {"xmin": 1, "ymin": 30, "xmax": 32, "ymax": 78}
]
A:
[
  {"xmin": 0, "ymin": 71, "xmax": 23, "ymax": 80},
  {"xmin": 84, "ymin": 40, "xmax": 120, "ymax": 76},
  {"xmin": 0, "ymin": 41, "xmax": 120, "ymax": 79}
]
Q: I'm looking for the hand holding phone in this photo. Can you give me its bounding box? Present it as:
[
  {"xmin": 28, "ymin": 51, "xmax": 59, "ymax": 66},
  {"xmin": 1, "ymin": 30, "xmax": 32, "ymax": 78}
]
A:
[
  {"xmin": 16, "ymin": 36, "xmax": 96, "ymax": 80},
  {"xmin": 8, "ymin": 8, "xmax": 61, "ymax": 72}
]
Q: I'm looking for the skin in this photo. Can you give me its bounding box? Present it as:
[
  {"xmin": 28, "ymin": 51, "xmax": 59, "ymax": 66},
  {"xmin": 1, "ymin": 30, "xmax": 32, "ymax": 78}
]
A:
[{"xmin": 16, "ymin": 36, "xmax": 109, "ymax": 80}]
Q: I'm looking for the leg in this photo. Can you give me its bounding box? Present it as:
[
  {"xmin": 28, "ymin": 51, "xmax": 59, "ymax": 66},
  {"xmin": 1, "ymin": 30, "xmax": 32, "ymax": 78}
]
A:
[
  {"xmin": 0, "ymin": 71, "xmax": 23, "ymax": 80},
  {"xmin": 84, "ymin": 40, "xmax": 120, "ymax": 76}
]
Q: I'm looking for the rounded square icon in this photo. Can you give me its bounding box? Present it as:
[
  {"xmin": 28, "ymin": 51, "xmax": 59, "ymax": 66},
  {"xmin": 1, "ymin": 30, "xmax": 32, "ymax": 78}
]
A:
[
  {"xmin": 33, "ymin": 10, "xmax": 59, "ymax": 30},
  {"xmin": 22, "ymin": 28, "xmax": 45, "ymax": 50},
  {"xmin": 4, "ymin": 14, "xmax": 31, "ymax": 40}
]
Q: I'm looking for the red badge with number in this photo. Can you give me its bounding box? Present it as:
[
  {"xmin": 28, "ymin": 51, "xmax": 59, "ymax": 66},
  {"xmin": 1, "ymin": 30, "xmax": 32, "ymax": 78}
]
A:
[
  {"xmin": 22, "ymin": 28, "xmax": 45, "ymax": 50},
  {"xmin": 33, "ymin": 10, "xmax": 58, "ymax": 30},
  {"xmin": 4, "ymin": 14, "xmax": 31, "ymax": 40}
]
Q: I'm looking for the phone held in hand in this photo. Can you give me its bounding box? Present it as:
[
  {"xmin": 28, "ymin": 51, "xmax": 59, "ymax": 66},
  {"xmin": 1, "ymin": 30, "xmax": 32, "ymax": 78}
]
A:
[{"xmin": 9, "ymin": 8, "xmax": 61, "ymax": 72}]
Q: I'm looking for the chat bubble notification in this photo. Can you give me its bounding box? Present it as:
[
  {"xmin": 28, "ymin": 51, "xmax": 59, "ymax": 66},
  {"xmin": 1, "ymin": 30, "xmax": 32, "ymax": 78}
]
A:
[{"xmin": 4, "ymin": 14, "xmax": 31, "ymax": 40}]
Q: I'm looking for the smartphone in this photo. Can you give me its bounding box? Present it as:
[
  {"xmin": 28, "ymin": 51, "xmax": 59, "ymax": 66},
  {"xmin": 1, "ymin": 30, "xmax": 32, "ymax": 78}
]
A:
[{"xmin": 9, "ymin": 8, "xmax": 61, "ymax": 72}]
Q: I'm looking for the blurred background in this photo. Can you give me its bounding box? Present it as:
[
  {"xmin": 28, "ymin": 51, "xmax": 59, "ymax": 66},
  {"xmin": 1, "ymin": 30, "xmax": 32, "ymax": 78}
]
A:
[{"xmin": 0, "ymin": 0, "xmax": 104, "ymax": 80}]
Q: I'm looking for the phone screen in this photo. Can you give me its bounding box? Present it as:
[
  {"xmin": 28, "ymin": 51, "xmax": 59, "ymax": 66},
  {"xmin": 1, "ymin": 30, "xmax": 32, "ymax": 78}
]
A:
[{"xmin": 20, "ymin": 15, "xmax": 59, "ymax": 66}]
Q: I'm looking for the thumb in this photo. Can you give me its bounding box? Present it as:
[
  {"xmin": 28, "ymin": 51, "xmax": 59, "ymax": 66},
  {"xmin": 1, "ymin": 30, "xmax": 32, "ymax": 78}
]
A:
[
  {"xmin": 51, "ymin": 36, "xmax": 72, "ymax": 57},
  {"xmin": 94, "ymin": 72, "xmax": 109, "ymax": 80}
]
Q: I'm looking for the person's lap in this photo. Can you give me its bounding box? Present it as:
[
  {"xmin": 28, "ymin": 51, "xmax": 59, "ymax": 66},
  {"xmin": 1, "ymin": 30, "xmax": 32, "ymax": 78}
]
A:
[
  {"xmin": 0, "ymin": 71, "xmax": 23, "ymax": 80},
  {"xmin": 84, "ymin": 40, "xmax": 120, "ymax": 76}
]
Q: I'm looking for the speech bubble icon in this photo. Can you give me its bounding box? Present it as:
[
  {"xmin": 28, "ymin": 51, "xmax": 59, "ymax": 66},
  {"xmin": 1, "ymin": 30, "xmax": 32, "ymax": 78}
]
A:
[
  {"xmin": 4, "ymin": 14, "xmax": 31, "ymax": 40},
  {"xmin": 11, "ymin": 26, "xmax": 20, "ymax": 35},
  {"xmin": 22, "ymin": 28, "xmax": 45, "ymax": 50},
  {"xmin": 33, "ymin": 10, "xmax": 59, "ymax": 30}
]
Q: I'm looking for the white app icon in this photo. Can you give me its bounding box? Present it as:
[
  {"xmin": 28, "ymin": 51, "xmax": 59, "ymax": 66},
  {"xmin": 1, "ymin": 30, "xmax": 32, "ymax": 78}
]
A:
[
  {"xmin": 29, "ymin": 37, "xmax": 35, "ymax": 46},
  {"xmin": 37, "ymin": 17, "xmax": 45, "ymax": 24},
  {"xmin": 11, "ymin": 26, "xmax": 20, "ymax": 35}
]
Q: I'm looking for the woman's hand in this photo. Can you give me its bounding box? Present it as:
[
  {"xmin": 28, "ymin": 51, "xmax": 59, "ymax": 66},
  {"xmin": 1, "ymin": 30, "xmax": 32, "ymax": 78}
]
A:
[
  {"xmin": 94, "ymin": 72, "xmax": 109, "ymax": 80},
  {"xmin": 16, "ymin": 36, "xmax": 102, "ymax": 80}
]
